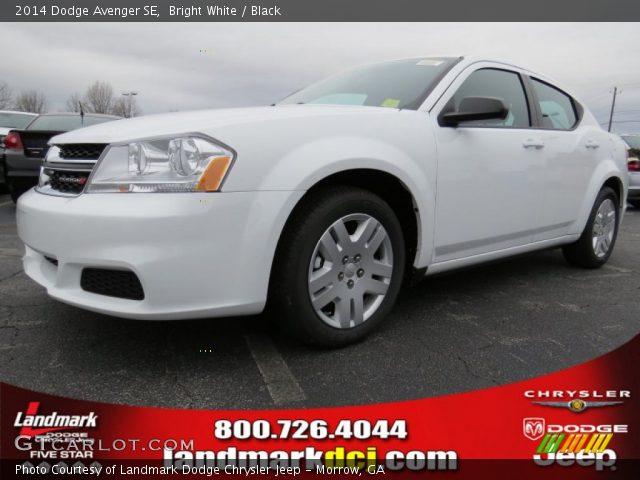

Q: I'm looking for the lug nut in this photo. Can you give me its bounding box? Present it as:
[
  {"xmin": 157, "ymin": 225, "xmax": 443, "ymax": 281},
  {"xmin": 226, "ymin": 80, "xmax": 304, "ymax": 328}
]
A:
[
  {"xmin": 357, "ymin": 269, "xmax": 364, "ymax": 277},
  {"xmin": 347, "ymin": 280, "xmax": 355, "ymax": 289},
  {"xmin": 338, "ymin": 272, "xmax": 344, "ymax": 281},
  {"xmin": 342, "ymin": 256, "xmax": 349, "ymax": 264},
  {"xmin": 354, "ymin": 254, "xmax": 361, "ymax": 262}
]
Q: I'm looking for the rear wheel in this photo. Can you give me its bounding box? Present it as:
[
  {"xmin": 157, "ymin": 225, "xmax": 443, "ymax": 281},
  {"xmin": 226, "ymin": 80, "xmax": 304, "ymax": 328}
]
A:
[
  {"xmin": 270, "ymin": 187, "xmax": 405, "ymax": 348},
  {"xmin": 562, "ymin": 187, "xmax": 619, "ymax": 268}
]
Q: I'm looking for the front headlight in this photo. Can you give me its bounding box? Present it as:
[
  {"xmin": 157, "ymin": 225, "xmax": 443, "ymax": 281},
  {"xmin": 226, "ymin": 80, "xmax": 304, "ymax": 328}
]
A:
[{"xmin": 86, "ymin": 134, "xmax": 234, "ymax": 193}]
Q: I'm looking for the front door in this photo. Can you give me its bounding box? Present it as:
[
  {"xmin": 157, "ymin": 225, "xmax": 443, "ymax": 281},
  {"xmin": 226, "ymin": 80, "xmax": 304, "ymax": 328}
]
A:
[{"xmin": 431, "ymin": 66, "xmax": 547, "ymax": 263}]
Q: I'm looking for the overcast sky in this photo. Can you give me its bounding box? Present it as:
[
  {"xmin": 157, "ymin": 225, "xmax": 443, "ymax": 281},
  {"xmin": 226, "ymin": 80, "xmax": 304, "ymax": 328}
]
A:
[{"xmin": 2, "ymin": 22, "xmax": 640, "ymax": 132}]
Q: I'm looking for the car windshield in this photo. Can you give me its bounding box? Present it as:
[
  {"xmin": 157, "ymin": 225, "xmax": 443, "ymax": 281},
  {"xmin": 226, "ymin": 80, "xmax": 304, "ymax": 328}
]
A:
[
  {"xmin": 0, "ymin": 112, "xmax": 35, "ymax": 129},
  {"xmin": 279, "ymin": 58, "xmax": 457, "ymax": 110},
  {"xmin": 27, "ymin": 115, "xmax": 117, "ymax": 131},
  {"xmin": 622, "ymin": 135, "xmax": 640, "ymax": 149}
]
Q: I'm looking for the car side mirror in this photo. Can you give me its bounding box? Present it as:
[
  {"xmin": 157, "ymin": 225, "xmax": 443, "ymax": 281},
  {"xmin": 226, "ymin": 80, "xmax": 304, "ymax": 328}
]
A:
[{"xmin": 440, "ymin": 96, "xmax": 509, "ymax": 127}]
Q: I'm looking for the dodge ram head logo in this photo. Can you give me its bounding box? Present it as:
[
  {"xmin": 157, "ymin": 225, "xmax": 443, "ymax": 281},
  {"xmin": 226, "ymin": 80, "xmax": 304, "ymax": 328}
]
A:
[{"xmin": 523, "ymin": 418, "xmax": 545, "ymax": 441}]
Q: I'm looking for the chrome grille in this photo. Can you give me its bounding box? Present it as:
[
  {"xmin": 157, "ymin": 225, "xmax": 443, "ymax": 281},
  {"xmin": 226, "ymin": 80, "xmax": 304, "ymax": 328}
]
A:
[
  {"xmin": 37, "ymin": 144, "xmax": 106, "ymax": 197},
  {"xmin": 43, "ymin": 168, "xmax": 91, "ymax": 194}
]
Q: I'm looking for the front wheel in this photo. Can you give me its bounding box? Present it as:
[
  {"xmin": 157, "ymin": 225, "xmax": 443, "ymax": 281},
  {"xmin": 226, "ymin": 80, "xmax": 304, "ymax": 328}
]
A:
[
  {"xmin": 270, "ymin": 187, "xmax": 405, "ymax": 348},
  {"xmin": 562, "ymin": 186, "xmax": 619, "ymax": 269}
]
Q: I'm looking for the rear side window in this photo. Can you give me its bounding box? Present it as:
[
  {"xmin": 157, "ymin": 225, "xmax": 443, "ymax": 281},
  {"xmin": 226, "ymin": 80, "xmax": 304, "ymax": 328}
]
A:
[
  {"xmin": 0, "ymin": 112, "xmax": 35, "ymax": 129},
  {"xmin": 451, "ymin": 68, "xmax": 530, "ymax": 128},
  {"xmin": 531, "ymin": 79, "xmax": 577, "ymax": 130},
  {"xmin": 27, "ymin": 115, "xmax": 117, "ymax": 131}
]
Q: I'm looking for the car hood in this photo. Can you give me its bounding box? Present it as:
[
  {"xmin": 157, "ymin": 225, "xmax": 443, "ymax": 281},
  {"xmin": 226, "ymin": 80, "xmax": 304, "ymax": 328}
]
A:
[{"xmin": 50, "ymin": 105, "xmax": 400, "ymax": 145}]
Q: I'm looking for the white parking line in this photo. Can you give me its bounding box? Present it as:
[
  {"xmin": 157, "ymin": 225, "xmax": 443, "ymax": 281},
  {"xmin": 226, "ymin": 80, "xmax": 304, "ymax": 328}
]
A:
[{"xmin": 244, "ymin": 332, "xmax": 306, "ymax": 405}]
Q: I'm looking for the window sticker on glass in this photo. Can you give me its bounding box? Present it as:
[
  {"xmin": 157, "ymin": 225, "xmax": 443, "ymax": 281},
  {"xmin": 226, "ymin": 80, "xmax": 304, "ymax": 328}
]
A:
[
  {"xmin": 381, "ymin": 98, "xmax": 401, "ymax": 108},
  {"xmin": 417, "ymin": 59, "xmax": 444, "ymax": 66}
]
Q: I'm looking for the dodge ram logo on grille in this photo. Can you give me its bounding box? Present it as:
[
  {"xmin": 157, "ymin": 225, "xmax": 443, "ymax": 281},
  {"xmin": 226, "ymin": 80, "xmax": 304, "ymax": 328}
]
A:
[{"xmin": 59, "ymin": 176, "xmax": 87, "ymax": 185}]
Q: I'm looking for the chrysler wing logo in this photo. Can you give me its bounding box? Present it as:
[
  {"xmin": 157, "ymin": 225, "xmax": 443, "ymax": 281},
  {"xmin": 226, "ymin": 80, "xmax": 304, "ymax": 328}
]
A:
[
  {"xmin": 523, "ymin": 418, "xmax": 546, "ymax": 441},
  {"xmin": 532, "ymin": 400, "xmax": 623, "ymax": 413}
]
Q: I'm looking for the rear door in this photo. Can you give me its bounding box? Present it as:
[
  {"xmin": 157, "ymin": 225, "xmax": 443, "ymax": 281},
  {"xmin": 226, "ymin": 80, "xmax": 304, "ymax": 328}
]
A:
[
  {"xmin": 431, "ymin": 65, "xmax": 548, "ymax": 263},
  {"xmin": 526, "ymin": 77, "xmax": 601, "ymax": 241}
]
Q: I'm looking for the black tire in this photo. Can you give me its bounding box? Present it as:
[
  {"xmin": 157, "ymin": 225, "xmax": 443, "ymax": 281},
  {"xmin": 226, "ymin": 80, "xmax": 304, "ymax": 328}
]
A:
[
  {"xmin": 629, "ymin": 200, "xmax": 640, "ymax": 209},
  {"xmin": 270, "ymin": 186, "xmax": 406, "ymax": 348},
  {"xmin": 10, "ymin": 189, "xmax": 22, "ymax": 203},
  {"xmin": 562, "ymin": 186, "xmax": 619, "ymax": 269},
  {"xmin": 7, "ymin": 179, "xmax": 30, "ymax": 203},
  {"xmin": 9, "ymin": 187, "xmax": 28, "ymax": 203}
]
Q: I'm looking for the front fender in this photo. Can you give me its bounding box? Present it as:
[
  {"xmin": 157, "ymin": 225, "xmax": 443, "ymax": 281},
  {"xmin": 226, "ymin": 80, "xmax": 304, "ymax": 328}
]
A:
[{"xmin": 251, "ymin": 135, "xmax": 436, "ymax": 268}]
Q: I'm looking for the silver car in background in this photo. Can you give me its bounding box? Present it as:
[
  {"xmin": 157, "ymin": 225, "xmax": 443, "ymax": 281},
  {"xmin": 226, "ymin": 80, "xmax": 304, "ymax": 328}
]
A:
[{"xmin": 621, "ymin": 134, "xmax": 640, "ymax": 208}]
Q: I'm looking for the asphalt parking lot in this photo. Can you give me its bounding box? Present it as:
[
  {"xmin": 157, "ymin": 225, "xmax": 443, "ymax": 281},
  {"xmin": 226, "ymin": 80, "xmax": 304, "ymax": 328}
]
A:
[{"xmin": 1, "ymin": 193, "xmax": 639, "ymax": 410}]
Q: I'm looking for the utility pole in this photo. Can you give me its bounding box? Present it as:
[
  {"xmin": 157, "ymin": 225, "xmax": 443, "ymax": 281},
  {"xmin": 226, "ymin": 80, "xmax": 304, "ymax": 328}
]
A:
[
  {"xmin": 607, "ymin": 87, "xmax": 618, "ymax": 132},
  {"xmin": 121, "ymin": 91, "xmax": 138, "ymax": 118}
]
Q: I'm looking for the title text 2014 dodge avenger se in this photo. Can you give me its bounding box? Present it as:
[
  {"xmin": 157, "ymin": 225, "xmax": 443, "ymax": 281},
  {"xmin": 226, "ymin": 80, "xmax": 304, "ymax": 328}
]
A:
[{"xmin": 16, "ymin": 57, "xmax": 629, "ymax": 347}]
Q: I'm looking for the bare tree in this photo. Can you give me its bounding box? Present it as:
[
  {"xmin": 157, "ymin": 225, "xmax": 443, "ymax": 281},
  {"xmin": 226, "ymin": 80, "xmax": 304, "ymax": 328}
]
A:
[
  {"xmin": 84, "ymin": 81, "xmax": 113, "ymax": 114},
  {"xmin": 65, "ymin": 92, "xmax": 83, "ymax": 112},
  {"xmin": 0, "ymin": 82, "xmax": 12, "ymax": 109},
  {"xmin": 111, "ymin": 96, "xmax": 141, "ymax": 118},
  {"xmin": 14, "ymin": 90, "xmax": 47, "ymax": 113}
]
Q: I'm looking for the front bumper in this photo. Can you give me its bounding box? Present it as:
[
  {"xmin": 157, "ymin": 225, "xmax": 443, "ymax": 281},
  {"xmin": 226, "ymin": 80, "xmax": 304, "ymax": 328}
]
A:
[{"xmin": 17, "ymin": 189, "xmax": 303, "ymax": 319}]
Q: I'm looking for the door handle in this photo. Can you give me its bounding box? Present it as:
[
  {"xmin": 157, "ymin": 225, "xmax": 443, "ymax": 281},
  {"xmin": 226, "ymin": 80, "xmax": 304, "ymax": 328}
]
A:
[
  {"xmin": 585, "ymin": 140, "xmax": 600, "ymax": 149},
  {"xmin": 523, "ymin": 138, "xmax": 545, "ymax": 149}
]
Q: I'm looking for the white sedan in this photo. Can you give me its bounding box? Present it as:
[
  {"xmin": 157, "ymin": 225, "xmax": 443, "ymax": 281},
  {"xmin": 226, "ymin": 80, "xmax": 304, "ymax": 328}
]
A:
[{"xmin": 17, "ymin": 56, "xmax": 629, "ymax": 347}]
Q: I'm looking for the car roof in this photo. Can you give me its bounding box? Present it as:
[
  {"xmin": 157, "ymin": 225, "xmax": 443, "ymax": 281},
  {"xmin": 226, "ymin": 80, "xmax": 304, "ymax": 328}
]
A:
[
  {"xmin": 0, "ymin": 110, "xmax": 38, "ymax": 116},
  {"xmin": 381, "ymin": 55, "xmax": 567, "ymax": 89},
  {"xmin": 391, "ymin": 55, "xmax": 534, "ymax": 73},
  {"xmin": 34, "ymin": 112, "xmax": 120, "ymax": 119}
]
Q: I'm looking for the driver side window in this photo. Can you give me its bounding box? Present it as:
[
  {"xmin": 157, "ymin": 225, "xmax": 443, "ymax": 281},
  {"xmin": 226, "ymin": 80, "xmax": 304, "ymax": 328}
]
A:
[{"xmin": 452, "ymin": 68, "xmax": 531, "ymax": 128}]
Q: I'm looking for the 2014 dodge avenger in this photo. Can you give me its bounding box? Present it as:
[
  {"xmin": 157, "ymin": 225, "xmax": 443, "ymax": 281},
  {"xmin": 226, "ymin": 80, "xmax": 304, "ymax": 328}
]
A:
[{"xmin": 16, "ymin": 56, "xmax": 629, "ymax": 347}]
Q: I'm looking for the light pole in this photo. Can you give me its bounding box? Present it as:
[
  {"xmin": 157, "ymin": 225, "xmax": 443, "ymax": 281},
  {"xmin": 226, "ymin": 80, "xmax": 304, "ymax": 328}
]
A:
[
  {"xmin": 607, "ymin": 87, "xmax": 620, "ymax": 133},
  {"xmin": 121, "ymin": 91, "xmax": 138, "ymax": 118}
]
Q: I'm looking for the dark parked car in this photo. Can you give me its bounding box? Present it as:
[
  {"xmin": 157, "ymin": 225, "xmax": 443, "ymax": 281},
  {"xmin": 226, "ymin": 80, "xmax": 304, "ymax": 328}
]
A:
[
  {"xmin": 3, "ymin": 112, "xmax": 120, "ymax": 202},
  {"xmin": 0, "ymin": 111, "xmax": 38, "ymax": 191}
]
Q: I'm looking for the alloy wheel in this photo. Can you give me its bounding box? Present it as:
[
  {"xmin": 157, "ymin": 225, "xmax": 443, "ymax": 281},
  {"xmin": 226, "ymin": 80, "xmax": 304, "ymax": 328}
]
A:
[
  {"xmin": 591, "ymin": 198, "xmax": 616, "ymax": 258},
  {"xmin": 307, "ymin": 213, "xmax": 394, "ymax": 329}
]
